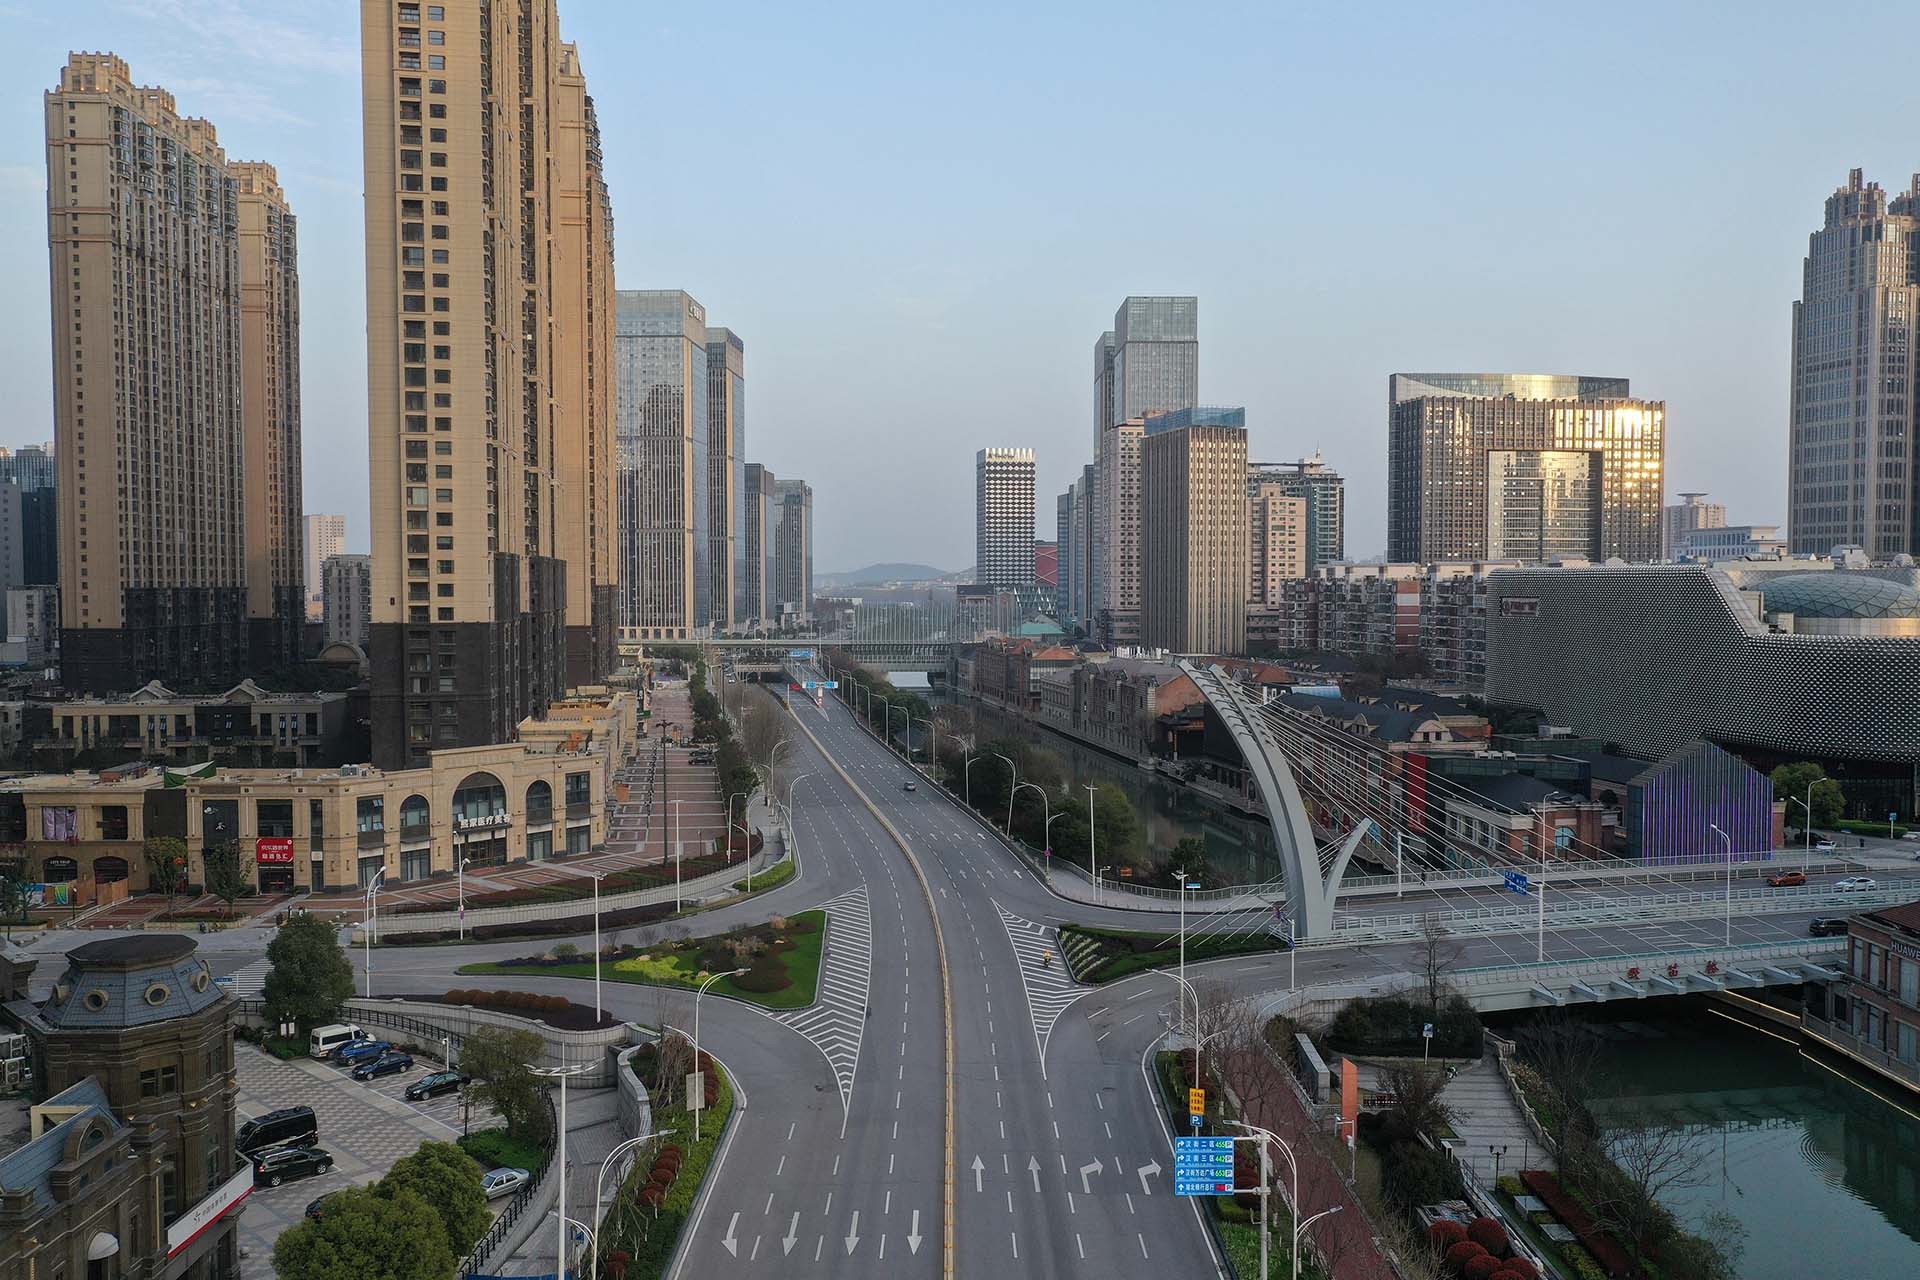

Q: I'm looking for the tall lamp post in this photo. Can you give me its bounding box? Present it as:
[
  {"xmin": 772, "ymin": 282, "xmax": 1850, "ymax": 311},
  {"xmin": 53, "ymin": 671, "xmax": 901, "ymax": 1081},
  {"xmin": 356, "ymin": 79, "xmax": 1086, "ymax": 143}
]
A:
[
  {"xmin": 910, "ymin": 714, "xmax": 936, "ymax": 774},
  {"xmin": 590, "ymin": 1127, "xmax": 675, "ymax": 1280},
  {"xmin": 1230, "ymin": 1120, "xmax": 1306, "ymax": 1280},
  {"xmin": 591, "ymin": 871, "xmax": 607, "ymax": 1019},
  {"xmin": 1709, "ymin": 822, "xmax": 1734, "ymax": 946},
  {"xmin": 532, "ymin": 1064, "xmax": 593, "ymax": 1280},
  {"xmin": 362, "ymin": 868, "xmax": 385, "ymax": 999},
  {"xmin": 1172, "ymin": 866, "xmax": 1196, "ymax": 1042},
  {"xmin": 1084, "ymin": 784, "xmax": 1098, "ymax": 900},
  {"xmin": 992, "ymin": 752, "xmax": 1019, "ymax": 831},
  {"xmin": 1794, "ymin": 785, "xmax": 1815, "ymax": 856},
  {"xmin": 692, "ymin": 968, "xmax": 747, "ymax": 1141},
  {"xmin": 671, "ymin": 800, "xmax": 684, "ymax": 910},
  {"xmin": 963, "ymin": 754, "xmax": 982, "ymax": 810},
  {"xmin": 725, "ymin": 791, "xmax": 750, "ymax": 862},
  {"xmin": 1010, "ymin": 780, "xmax": 1049, "ymax": 850}
]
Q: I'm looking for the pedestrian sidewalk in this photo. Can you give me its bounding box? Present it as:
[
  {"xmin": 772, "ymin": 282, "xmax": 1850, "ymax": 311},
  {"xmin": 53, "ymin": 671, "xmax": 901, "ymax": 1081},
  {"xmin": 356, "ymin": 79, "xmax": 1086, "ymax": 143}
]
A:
[
  {"xmin": 490, "ymin": 1087, "xmax": 625, "ymax": 1277},
  {"xmin": 1441, "ymin": 1056, "xmax": 1554, "ymax": 1185}
]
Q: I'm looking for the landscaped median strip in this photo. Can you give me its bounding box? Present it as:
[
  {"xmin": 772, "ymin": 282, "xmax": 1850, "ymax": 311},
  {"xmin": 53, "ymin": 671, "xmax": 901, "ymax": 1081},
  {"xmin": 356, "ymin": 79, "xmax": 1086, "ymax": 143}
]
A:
[
  {"xmin": 456, "ymin": 909, "xmax": 826, "ymax": 1011},
  {"xmin": 1061, "ymin": 922, "xmax": 1287, "ymax": 984},
  {"xmin": 602, "ymin": 1045, "xmax": 735, "ymax": 1280}
]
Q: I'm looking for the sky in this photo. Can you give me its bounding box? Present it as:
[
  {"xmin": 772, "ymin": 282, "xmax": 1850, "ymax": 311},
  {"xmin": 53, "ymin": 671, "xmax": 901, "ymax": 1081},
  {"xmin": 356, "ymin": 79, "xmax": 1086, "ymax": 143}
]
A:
[{"xmin": 1, "ymin": 1, "xmax": 1916, "ymax": 572}]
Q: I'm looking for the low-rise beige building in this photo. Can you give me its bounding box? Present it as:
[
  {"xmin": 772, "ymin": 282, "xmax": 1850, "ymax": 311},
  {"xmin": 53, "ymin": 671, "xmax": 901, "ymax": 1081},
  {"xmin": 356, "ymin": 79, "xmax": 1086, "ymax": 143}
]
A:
[{"xmin": 0, "ymin": 690, "xmax": 635, "ymax": 894}]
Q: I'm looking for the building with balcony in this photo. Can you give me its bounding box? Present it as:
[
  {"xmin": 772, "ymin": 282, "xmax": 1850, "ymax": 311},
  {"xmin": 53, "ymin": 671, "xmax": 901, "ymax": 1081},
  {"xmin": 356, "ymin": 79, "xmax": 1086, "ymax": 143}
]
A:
[{"xmin": 1802, "ymin": 901, "xmax": 1920, "ymax": 1095}]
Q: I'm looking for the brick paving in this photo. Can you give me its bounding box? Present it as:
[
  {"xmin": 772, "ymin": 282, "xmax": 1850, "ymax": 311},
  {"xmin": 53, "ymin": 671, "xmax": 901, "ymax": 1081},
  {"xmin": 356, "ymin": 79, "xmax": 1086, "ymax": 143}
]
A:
[{"xmin": 232, "ymin": 1042, "xmax": 501, "ymax": 1274}]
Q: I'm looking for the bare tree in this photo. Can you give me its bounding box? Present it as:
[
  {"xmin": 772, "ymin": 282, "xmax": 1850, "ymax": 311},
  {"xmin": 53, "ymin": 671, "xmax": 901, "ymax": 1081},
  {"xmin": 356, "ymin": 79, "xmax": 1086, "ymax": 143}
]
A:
[
  {"xmin": 1417, "ymin": 915, "xmax": 1461, "ymax": 1015},
  {"xmin": 650, "ymin": 993, "xmax": 696, "ymax": 1108},
  {"xmin": 738, "ymin": 698, "xmax": 789, "ymax": 786},
  {"xmin": 1378, "ymin": 1061, "xmax": 1456, "ymax": 1142},
  {"xmin": 1584, "ymin": 1107, "xmax": 1711, "ymax": 1258}
]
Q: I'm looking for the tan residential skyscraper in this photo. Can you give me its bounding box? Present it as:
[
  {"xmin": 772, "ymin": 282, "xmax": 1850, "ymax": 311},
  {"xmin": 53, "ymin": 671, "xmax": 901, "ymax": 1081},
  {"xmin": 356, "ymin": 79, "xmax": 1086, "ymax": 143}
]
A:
[
  {"xmin": 1141, "ymin": 408, "xmax": 1249, "ymax": 655},
  {"xmin": 47, "ymin": 54, "xmax": 301, "ymax": 693},
  {"xmin": 1094, "ymin": 417, "xmax": 1147, "ymax": 645},
  {"xmin": 362, "ymin": 1, "xmax": 611, "ymax": 767},
  {"xmin": 1249, "ymin": 482, "xmax": 1308, "ymax": 604},
  {"xmin": 552, "ymin": 42, "xmax": 617, "ymax": 685},
  {"xmin": 234, "ymin": 162, "xmax": 304, "ymax": 670}
]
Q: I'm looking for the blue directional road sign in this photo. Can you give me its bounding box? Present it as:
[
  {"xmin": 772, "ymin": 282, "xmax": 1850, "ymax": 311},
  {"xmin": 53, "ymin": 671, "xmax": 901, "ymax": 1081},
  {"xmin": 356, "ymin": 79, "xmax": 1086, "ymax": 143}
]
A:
[
  {"xmin": 1503, "ymin": 870, "xmax": 1530, "ymax": 896},
  {"xmin": 790, "ymin": 649, "xmax": 816, "ymax": 659},
  {"xmin": 799, "ymin": 680, "xmax": 839, "ymax": 690},
  {"xmin": 1174, "ymin": 1136, "xmax": 1235, "ymax": 1196}
]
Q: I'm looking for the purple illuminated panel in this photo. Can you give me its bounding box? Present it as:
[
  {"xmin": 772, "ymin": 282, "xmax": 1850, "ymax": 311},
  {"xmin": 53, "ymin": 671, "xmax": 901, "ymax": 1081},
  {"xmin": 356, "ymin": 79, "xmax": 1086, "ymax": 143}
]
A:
[{"xmin": 1629, "ymin": 740, "xmax": 1776, "ymax": 866}]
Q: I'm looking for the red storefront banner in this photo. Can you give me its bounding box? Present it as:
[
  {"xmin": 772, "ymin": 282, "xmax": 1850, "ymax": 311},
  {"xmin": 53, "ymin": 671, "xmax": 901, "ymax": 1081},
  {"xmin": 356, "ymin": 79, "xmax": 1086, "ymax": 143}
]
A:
[{"xmin": 255, "ymin": 837, "xmax": 296, "ymax": 865}]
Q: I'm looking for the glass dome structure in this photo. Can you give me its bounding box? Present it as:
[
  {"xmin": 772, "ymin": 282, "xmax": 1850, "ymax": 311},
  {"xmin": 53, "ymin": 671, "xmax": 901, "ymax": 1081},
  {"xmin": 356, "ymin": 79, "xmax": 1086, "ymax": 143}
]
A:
[{"xmin": 1759, "ymin": 572, "xmax": 1920, "ymax": 619}]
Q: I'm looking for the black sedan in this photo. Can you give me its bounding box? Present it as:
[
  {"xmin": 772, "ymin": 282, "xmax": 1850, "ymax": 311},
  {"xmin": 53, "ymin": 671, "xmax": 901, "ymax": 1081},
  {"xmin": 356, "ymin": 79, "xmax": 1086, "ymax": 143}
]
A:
[
  {"xmin": 404, "ymin": 1069, "xmax": 471, "ymax": 1101},
  {"xmin": 350, "ymin": 1051, "xmax": 414, "ymax": 1082},
  {"xmin": 254, "ymin": 1146, "xmax": 333, "ymax": 1188}
]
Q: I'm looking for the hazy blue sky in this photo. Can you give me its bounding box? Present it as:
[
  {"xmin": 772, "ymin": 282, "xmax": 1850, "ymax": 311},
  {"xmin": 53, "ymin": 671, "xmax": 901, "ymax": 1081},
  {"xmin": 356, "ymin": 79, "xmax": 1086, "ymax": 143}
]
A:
[{"xmin": 1, "ymin": 1, "xmax": 1915, "ymax": 572}]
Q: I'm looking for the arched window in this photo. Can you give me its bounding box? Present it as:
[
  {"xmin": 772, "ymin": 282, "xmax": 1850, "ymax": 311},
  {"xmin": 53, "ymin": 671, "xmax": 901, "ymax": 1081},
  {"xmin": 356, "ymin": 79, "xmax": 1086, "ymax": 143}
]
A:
[
  {"xmin": 399, "ymin": 794, "xmax": 430, "ymax": 836},
  {"xmin": 453, "ymin": 773, "xmax": 507, "ymax": 824},
  {"xmin": 526, "ymin": 780, "xmax": 552, "ymax": 823}
]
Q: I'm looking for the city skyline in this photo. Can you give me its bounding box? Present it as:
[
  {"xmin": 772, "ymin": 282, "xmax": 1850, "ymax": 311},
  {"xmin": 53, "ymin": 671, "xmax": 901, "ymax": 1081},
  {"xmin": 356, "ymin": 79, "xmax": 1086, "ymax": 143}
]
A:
[{"xmin": 1, "ymin": 4, "xmax": 1915, "ymax": 572}]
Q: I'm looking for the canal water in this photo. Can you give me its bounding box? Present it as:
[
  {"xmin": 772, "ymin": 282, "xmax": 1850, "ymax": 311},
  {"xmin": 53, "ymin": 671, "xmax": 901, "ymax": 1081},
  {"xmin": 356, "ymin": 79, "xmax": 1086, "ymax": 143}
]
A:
[
  {"xmin": 1510, "ymin": 1002, "xmax": 1920, "ymax": 1280},
  {"xmin": 930, "ymin": 696, "xmax": 1282, "ymax": 884}
]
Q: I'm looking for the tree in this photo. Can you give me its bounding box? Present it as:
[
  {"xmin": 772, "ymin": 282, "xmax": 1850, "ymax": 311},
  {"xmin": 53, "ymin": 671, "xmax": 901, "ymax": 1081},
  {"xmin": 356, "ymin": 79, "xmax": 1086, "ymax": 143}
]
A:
[
  {"xmin": 143, "ymin": 835, "xmax": 188, "ymax": 912},
  {"xmin": 1770, "ymin": 762, "xmax": 1845, "ymax": 832},
  {"xmin": 1584, "ymin": 1109, "xmax": 1711, "ymax": 1259},
  {"xmin": 380, "ymin": 1140, "xmax": 490, "ymax": 1257},
  {"xmin": 1378, "ymin": 1061, "xmax": 1456, "ymax": 1145},
  {"xmin": 272, "ymin": 1186, "xmax": 456, "ymax": 1280},
  {"xmin": 202, "ymin": 841, "xmax": 253, "ymax": 918},
  {"xmin": 1418, "ymin": 916, "xmax": 1461, "ymax": 1015},
  {"xmin": 1162, "ymin": 836, "xmax": 1212, "ymax": 887},
  {"xmin": 460, "ymin": 1025, "xmax": 551, "ymax": 1145},
  {"xmin": 262, "ymin": 912, "xmax": 355, "ymax": 1030}
]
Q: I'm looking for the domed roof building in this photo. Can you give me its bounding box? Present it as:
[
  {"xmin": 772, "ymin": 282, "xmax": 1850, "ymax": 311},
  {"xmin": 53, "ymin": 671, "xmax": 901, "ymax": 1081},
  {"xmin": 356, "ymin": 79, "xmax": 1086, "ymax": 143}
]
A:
[{"xmin": 1757, "ymin": 572, "xmax": 1920, "ymax": 635}]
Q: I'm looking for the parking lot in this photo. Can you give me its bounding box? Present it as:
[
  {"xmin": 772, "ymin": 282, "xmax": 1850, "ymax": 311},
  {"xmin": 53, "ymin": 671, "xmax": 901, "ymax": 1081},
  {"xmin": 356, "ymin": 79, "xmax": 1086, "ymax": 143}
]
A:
[{"xmin": 234, "ymin": 1041, "xmax": 502, "ymax": 1272}]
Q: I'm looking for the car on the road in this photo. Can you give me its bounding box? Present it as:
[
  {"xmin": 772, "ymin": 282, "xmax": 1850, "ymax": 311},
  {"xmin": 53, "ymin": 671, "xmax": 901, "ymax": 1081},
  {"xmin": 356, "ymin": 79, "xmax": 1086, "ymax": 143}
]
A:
[
  {"xmin": 404, "ymin": 1070, "xmax": 470, "ymax": 1101},
  {"xmin": 1809, "ymin": 917, "xmax": 1851, "ymax": 937},
  {"xmin": 1904, "ymin": 831, "xmax": 1920, "ymax": 841},
  {"xmin": 481, "ymin": 1167, "xmax": 530, "ymax": 1200},
  {"xmin": 903, "ymin": 781, "xmax": 917, "ymax": 792},
  {"xmin": 334, "ymin": 1039, "xmax": 393, "ymax": 1065},
  {"xmin": 1815, "ymin": 839, "xmax": 1839, "ymax": 852},
  {"xmin": 1834, "ymin": 876, "xmax": 1878, "ymax": 891},
  {"xmin": 351, "ymin": 1051, "xmax": 414, "ymax": 1082},
  {"xmin": 305, "ymin": 1191, "xmax": 346, "ymax": 1221},
  {"xmin": 235, "ymin": 1105, "xmax": 318, "ymax": 1155},
  {"xmin": 253, "ymin": 1145, "xmax": 333, "ymax": 1188},
  {"xmin": 1766, "ymin": 871, "xmax": 1808, "ymax": 887}
]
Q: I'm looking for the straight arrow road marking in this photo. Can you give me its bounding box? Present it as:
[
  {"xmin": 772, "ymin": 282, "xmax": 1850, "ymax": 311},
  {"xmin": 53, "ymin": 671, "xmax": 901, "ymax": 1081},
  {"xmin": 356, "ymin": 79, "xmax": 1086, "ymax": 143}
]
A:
[
  {"xmin": 972, "ymin": 1154, "xmax": 985, "ymax": 1192},
  {"xmin": 907, "ymin": 1209, "xmax": 922, "ymax": 1254},
  {"xmin": 844, "ymin": 1210, "xmax": 861, "ymax": 1255},
  {"xmin": 1079, "ymin": 1160, "xmax": 1102, "ymax": 1196},
  {"xmin": 1138, "ymin": 1160, "xmax": 1161, "ymax": 1195},
  {"xmin": 1027, "ymin": 1155, "xmax": 1041, "ymax": 1193},
  {"xmin": 782, "ymin": 1212, "xmax": 800, "ymax": 1256},
  {"xmin": 721, "ymin": 1212, "xmax": 741, "ymax": 1258}
]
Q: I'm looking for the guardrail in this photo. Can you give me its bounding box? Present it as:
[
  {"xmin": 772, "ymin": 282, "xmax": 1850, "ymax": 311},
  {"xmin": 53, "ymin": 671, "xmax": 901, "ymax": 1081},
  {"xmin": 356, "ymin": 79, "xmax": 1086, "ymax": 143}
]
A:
[{"xmin": 460, "ymin": 1090, "xmax": 559, "ymax": 1278}]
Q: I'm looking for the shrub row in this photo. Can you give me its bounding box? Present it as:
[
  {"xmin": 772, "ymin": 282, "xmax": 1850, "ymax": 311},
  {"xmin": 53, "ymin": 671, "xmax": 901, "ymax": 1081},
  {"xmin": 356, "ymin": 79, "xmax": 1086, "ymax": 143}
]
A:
[
  {"xmin": 1520, "ymin": 1170, "xmax": 1635, "ymax": 1278},
  {"xmin": 442, "ymin": 989, "xmax": 575, "ymax": 1014}
]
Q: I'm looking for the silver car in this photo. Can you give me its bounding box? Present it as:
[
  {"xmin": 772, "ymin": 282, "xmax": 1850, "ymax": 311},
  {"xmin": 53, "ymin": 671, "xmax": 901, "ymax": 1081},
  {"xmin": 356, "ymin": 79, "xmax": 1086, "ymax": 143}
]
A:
[
  {"xmin": 482, "ymin": 1167, "xmax": 530, "ymax": 1200},
  {"xmin": 1834, "ymin": 876, "xmax": 1878, "ymax": 891}
]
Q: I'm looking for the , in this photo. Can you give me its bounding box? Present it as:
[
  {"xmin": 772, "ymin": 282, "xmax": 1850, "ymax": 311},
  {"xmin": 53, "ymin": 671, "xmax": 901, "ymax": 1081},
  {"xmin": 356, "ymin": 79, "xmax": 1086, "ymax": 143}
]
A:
[
  {"xmin": 1835, "ymin": 877, "xmax": 1879, "ymax": 891},
  {"xmin": 403, "ymin": 1070, "xmax": 470, "ymax": 1101},
  {"xmin": 334, "ymin": 1039, "xmax": 393, "ymax": 1065},
  {"xmin": 308, "ymin": 1023, "xmax": 366, "ymax": 1059},
  {"xmin": 1809, "ymin": 917, "xmax": 1851, "ymax": 937},
  {"xmin": 236, "ymin": 1106, "xmax": 317, "ymax": 1155},
  {"xmin": 1767, "ymin": 871, "xmax": 1808, "ymax": 888},
  {"xmin": 351, "ymin": 1051, "xmax": 415, "ymax": 1082}
]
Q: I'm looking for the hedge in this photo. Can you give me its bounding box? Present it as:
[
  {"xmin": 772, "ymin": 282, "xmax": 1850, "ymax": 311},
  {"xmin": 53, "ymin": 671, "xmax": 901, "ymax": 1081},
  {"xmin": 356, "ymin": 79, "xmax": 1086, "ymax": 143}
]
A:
[{"xmin": 1519, "ymin": 1170, "xmax": 1634, "ymax": 1278}]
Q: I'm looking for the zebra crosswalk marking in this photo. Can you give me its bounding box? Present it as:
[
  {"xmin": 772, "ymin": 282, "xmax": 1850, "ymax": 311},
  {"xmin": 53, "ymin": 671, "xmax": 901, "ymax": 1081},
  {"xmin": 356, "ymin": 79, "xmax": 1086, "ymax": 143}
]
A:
[{"xmin": 773, "ymin": 885, "xmax": 872, "ymax": 1126}]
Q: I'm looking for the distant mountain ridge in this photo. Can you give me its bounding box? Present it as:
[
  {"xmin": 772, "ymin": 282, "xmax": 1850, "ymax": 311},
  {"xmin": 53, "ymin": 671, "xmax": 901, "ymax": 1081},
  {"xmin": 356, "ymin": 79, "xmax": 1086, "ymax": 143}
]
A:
[{"xmin": 819, "ymin": 562, "xmax": 959, "ymax": 587}]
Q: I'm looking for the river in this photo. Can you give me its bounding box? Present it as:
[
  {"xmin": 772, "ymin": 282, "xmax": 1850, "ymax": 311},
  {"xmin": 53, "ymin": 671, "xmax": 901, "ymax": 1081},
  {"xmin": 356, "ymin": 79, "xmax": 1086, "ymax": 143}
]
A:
[
  {"xmin": 927, "ymin": 695, "xmax": 1283, "ymax": 885},
  {"xmin": 1503, "ymin": 1001, "xmax": 1920, "ymax": 1280}
]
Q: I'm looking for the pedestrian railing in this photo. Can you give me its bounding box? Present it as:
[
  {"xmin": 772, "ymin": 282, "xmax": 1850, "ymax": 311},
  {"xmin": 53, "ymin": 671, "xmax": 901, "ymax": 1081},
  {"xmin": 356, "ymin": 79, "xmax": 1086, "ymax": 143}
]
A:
[{"xmin": 460, "ymin": 1092, "xmax": 559, "ymax": 1278}]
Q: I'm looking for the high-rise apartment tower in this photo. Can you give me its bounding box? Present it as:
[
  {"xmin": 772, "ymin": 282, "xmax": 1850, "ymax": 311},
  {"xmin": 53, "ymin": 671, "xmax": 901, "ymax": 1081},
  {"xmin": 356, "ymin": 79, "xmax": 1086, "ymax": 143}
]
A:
[
  {"xmin": 1247, "ymin": 453, "xmax": 1345, "ymax": 570},
  {"xmin": 362, "ymin": 3, "xmax": 609, "ymax": 766},
  {"xmin": 1388, "ymin": 373, "xmax": 1664, "ymax": 564},
  {"xmin": 706, "ymin": 328, "xmax": 745, "ymax": 632},
  {"xmin": 771, "ymin": 479, "xmax": 813, "ymax": 624},
  {"xmin": 1662, "ymin": 492, "xmax": 1726, "ymax": 561},
  {"xmin": 1140, "ymin": 408, "xmax": 1249, "ymax": 655},
  {"xmin": 615, "ymin": 290, "xmax": 707, "ymax": 641},
  {"xmin": 741, "ymin": 463, "xmax": 777, "ymax": 629},
  {"xmin": 305, "ymin": 514, "xmax": 346, "ymax": 612},
  {"xmin": 48, "ymin": 55, "xmax": 300, "ymax": 693},
  {"xmin": 975, "ymin": 448, "xmax": 1037, "ymax": 588},
  {"xmin": 1788, "ymin": 170, "xmax": 1920, "ymax": 558}
]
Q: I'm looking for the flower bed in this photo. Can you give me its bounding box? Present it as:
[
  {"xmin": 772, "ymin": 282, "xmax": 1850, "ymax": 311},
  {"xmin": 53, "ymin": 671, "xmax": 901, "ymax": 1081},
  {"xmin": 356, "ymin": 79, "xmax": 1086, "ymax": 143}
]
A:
[{"xmin": 1518, "ymin": 1170, "xmax": 1636, "ymax": 1278}]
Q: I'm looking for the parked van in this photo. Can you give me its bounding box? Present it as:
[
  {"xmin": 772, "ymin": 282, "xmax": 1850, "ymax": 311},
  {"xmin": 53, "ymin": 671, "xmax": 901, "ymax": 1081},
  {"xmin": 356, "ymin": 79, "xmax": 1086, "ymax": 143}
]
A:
[
  {"xmin": 236, "ymin": 1106, "xmax": 317, "ymax": 1155},
  {"xmin": 309, "ymin": 1023, "xmax": 366, "ymax": 1059}
]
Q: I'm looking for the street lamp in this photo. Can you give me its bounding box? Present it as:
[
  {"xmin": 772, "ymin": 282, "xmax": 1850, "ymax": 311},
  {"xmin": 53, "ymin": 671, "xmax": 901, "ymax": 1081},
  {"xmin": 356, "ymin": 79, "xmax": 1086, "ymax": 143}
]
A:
[
  {"xmin": 1709, "ymin": 822, "xmax": 1734, "ymax": 947},
  {"xmin": 550, "ymin": 1213, "xmax": 594, "ymax": 1280},
  {"xmin": 692, "ymin": 969, "xmax": 747, "ymax": 1142},
  {"xmin": 1792, "ymin": 786, "xmax": 1815, "ymax": 856},
  {"xmin": 725, "ymin": 791, "xmax": 750, "ymax": 862},
  {"xmin": 531, "ymin": 1062, "xmax": 593, "ymax": 1280},
  {"xmin": 590, "ymin": 1127, "xmax": 675, "ymax": 1280},
  {"xmin": 992, "ymin": 752, "xmax": 1019, "ymax": 831},
  {"xmin": 1084, "ymin": 784, "xmax": 1098, "ymax": 900},
  {"xmin": 671, "ymin": 801, "xmax": 684, "ymax": 910},
  {"xmin": 910, "ymin": 714, "xmax": 936, "ymax": 773},
  {"xmin": 362, "ymin": 867, "xmax": 385, "ymax": 999},
  {"xmin": 1231, "ymin": 1120, "xmax": 1304, "ymax": 1280},
  {"xmin": 592, "ymin": 871, "xmax": 607, "ymax": 1019},
  {"xmin": 963, "ymin": 754, "xmax": 982, "ymax": 811},
  {"xmin": 456, "ymin": 854, "xmax": 475, "ymax": 942},
  {"xmin": 1296, "ymin": 1205, "xmax": 1344, "ymax": 1270},
  {"xmin": 1171, "ymin": 866, "xmax": 1196, "ymax": 1043}
]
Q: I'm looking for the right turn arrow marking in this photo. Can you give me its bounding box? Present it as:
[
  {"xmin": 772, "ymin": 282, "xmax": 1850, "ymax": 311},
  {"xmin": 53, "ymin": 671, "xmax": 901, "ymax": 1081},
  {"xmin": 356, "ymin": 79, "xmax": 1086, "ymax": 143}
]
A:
[
  {"xmin": 1078, "ymin": 1160, "xmax": 1103, "ymax": 1196},
  {"xmin": 1137, "ymin": 1160, "xmax": 1162, "ymax": 1195}
]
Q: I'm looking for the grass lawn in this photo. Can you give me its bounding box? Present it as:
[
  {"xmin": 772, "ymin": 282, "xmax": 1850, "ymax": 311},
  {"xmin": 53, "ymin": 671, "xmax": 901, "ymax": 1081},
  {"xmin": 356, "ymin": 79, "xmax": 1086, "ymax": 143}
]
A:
[
  {"xmin": 458, "ymin": 909, "xmax": 825, "ymax": 1010},
  {"xmin": 1062, "ymin": 923, "xmax": 1284, "ymax": 984},
  {"xmin": 731, "ymin": 858, "xmax": 794, "ymax": 894},
  {"xmin": 458, "ymin": 1127, "xmax": 545, "ymax": 1173}
]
